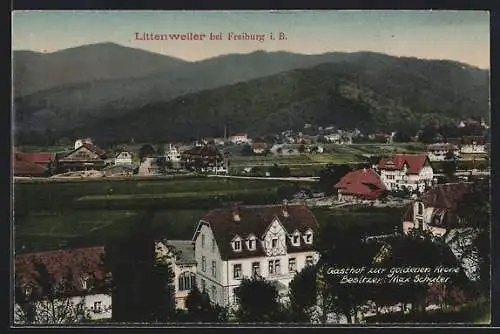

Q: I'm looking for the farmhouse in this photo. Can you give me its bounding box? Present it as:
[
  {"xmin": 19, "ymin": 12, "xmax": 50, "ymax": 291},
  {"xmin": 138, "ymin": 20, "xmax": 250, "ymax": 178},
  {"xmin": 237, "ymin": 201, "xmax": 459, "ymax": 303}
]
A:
[
  {"xmin": 182, "ymin": 144, "xmax": 227, "ymax": 174},
  {"xmin": 57, "ymin": 143, "xmax": 107, "ymax": 173},
  {"xmin": 377, "ymin": 154, "xmax": 434, "ymax": 193},
  {"xmin": 401, "ymin": 182, "xmax": 480, "ymax": 280},
  {"xmin": 427, "ymin": 143, "xmax": 459, "ymax": 162},
  {"xmin": 334, "ymin": 168, "xmax": 387, "ymax": 201},
  {"xmin": 192, "ymin": 203, "xmax": 320, "ymax": 308},
  {"xmin": 155, "ymin": 240, "xmax": 197, "ymax": 310},
  {"xmin": 14, "ymin": 246, "xmax": 111, "ymax": 323},
  {"xmin": 115, "ymin": 151, "xmax": 133, "ymax": 165}
]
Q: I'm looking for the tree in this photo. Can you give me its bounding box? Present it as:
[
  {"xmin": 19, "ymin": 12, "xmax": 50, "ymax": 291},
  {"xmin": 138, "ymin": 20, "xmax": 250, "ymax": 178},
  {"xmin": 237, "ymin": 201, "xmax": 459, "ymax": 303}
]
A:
[
  {"xmin": 234, "ymin": 277, "xmax": 282, "ymax": 322},
  {"xmin": 442, "ymin": 151, "xmax": 457, "ymax": 181},
  {"xmin": 105, "ymin": 210, "xmax": 176, "ymax": 322},
  {"xmin": 14, "ymin": 263, "xmax": 91, "ymax": 324},
  {"xmin": 185, "ymin": 286, "xmax": 227, "ymax": 322},
  {"xmin": 288, "ymin": 265, "xmax": 317, "ymax": 322},
  {"xmin": 156, "ymin": 143, "xmax": 165, "ymax": 156},
  {"xmin": 298, "ymin": 144, "xmax": 306, "ymax": 153},
  {"xmin": 318, "ymin": 164, "xmax": 353, "ymax": 195},
  {"xmin": 138, "ymin": 144, "xmax": 157, "ymax": 162},
  {"xmin": 418, "ymin": 126, "xmax": 439, "ymax": 144},
  {"xmin": 241, "ymin": 144, "xmax": 252, "ymax": 156}
]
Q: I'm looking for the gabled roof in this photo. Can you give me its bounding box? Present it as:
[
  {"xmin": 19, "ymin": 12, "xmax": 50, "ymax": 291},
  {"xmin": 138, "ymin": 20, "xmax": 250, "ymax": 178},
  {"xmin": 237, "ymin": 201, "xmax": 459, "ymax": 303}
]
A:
[
  {"xmin": 60, "ymin": 143, "xmax": 106, "ymax": 161},
  {"xmin": 334, "ymin": 168, "xmax": 386, "ymax": 199},
  {"xmin": 378, "ymin": 154, "xmax": 430, "ymax": 175},
  {"xmin": 402, "ymin": 183, "xmax": 475, "ymax": 229},
  {"xmin": 15, "ymin": 246, "xmax": 107, "ymax": 298},
  {"xmin": 197, "ymin": 204, "xmax": 318, "ymax": 260}
]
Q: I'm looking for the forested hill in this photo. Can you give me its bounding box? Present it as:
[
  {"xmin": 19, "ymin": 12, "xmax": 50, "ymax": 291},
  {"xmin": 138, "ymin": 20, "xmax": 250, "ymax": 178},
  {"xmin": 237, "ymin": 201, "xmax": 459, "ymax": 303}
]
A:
[{"xmin": 55, "ymin": 55, "xmax": 489, "ymax": 145}]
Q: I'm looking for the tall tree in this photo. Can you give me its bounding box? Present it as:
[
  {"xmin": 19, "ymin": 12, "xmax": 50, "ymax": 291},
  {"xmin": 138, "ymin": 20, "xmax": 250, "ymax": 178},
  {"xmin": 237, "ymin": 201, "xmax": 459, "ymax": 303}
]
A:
[
  {"xmin": 234, "ymin": 277, "xmax": 282, "ymax": 322},
  {"xmin": 288, "ymin": 264, "xmax": 317, "ymax": 322},
  {"xmin": 156, "ymin": 143, "xmax": 166, "ymax": 156},
  {"xmin": 138, "ymin": 144, "xmax": 157, "ymax": 162},
  {"xmin": 442, "ymin": 150, "xmax": 457, "ymax": 181},
  {"xmin": 105, "ymin": 210, "xmax": 175, "ymax": 322},
  {"xmin": 318, "ymin": 164, "xmax": 353, "ymax": 195}
]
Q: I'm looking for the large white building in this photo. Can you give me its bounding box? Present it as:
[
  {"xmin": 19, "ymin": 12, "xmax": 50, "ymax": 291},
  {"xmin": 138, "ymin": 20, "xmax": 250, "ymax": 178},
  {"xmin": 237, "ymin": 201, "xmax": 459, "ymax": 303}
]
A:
[
  {"xmin": 192, "ymin": 203, "xmax": 320, "ymax": 308},
  {"xmin": 377, "ymin": 154, "xmax": 434, "ymax": 193},
  {"xmin": 228, "ymin": 133, "xmax": 250, "ymax": 145},
  {"xmin": 427, "ymin": 143, "xmax": 459, "ymax": 162}
]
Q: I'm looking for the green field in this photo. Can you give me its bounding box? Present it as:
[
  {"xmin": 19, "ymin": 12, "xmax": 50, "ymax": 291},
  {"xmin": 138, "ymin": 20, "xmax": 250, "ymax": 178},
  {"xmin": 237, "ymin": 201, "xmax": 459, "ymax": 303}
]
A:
[{"xmin": 14, "ymin": 175, "xmax": 404, "ymax": 254}]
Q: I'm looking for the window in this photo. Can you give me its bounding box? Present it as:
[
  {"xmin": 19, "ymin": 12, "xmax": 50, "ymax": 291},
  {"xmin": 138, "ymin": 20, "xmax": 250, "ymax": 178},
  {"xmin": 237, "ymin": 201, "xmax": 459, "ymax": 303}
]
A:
[
  {"xmin": 233, "ymin": 240, "xmax": 242, "ymax": 251},
  {"xmin": 417, "ymin": 203, "xmax": 424, "ymax": 216},
  {"xmin": 252, "ymin": 262, "xmax": 260, "ymax": 277},
  {"xmin": 178, "ymin": 272, "xmax": 196, "ymax": 291},
  {"xmin": 211, "ymin": 261, "xmax": 217, "ymax": 277},
  {"xmin": 288, "ymin": 258, "xmax": 297, "ymax": 273},
  {"xmin": 233, "ymin": 288, "xmax": 239, "ymax": 304},
  {"xmin": 248, "ymin": 238, "xmax": 256, "ymax": 250},
  {"xmin": 306, "ymin": 256, "xmax": 314, "ymax": 266},
  {"xmin": 272, "ymin": 238, "xmax": 278, "ymax": 248},
  {"xmin": 292, "ymin": 234, "xmax": 300, "ymax": 246},
  {"xmin": 211, "ymin": 285, "xmax": 217, "ymax": 301},
  {"xmin": 304, "ymin": 231, "xmax": 313, "ymax": 244},
  {"xmin": 416, "ymin": 218, "xmax": 424, "ymax": 229},
  {"xmin": 212, "ymin": 238, "xmax": 216, "ymax": 252},
  {"xmin": 201, "ymin": 256, "xmax": 206, "ymax": 272},
  {"xmin": 269, "ymin": 260, "xmax": 280, "ymax": 276},
  {"xmin": 202, "ymin": 234, "xmax": 205, "ymax": 248},
  {"xmin": 233, "ymin": 264, "xmax": 242, "ymax": 279},
  {"xmin": 201, "ymin": 279, "xmax": 206, "ymax": 292},
  {"xmin": 92, "ymin": 301, "xmax": 102, "ymax": 313}
]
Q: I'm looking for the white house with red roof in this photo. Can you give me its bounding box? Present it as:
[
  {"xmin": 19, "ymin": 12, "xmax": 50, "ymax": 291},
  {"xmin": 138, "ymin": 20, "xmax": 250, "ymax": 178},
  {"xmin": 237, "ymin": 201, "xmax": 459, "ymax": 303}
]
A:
[
  {"xmin": 228, "ymin": 133, "xmax": 250, "ymax": 144},
  {"xmin": 192, "ymin": 203, "xmax": 320, "ymax": 308},
  {"xmin": 334, "ymin": 168, "xmax": 387, "ymax": 202},
  {"xmin": 377, "ymin": 154, "xmax": 434, "ymax": 193}
]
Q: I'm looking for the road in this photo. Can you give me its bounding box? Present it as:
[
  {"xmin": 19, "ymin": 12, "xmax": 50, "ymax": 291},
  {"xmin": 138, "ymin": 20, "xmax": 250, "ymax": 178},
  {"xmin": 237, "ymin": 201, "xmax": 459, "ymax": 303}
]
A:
[{"xmin": 207, "ymin": 174, "xmax": 319, "ymax": 182}]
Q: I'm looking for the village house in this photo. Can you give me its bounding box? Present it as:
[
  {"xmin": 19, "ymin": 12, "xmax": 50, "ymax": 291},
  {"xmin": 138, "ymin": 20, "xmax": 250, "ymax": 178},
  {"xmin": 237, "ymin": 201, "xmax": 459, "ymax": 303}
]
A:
[
  {"xmin": 252, "ymin": 142, "xmax": 267, "ymax": 155},
  {"xmin": 114, "ymin": 151, "xmax": 133, "ymax": 165},
  {"xmin": 192, "ymin": 203, "xmax": 320, "ymax": 308},
  {"xmin": 165, "ymin": 144, "xmax": 182, "ymax": 162},
  {"xmin": 377, "ymin": 154, "xmax": 434, "ymax": 193},
  {"xmin": 14, "ymin": 246, "xmax": 111, "ymax": 323},
  {"xmin": 460, "ymin": 136, "xmax": 487, "ymax": 154},
  {"xmin": 56, "ymin": 143, "xmax": 108, "ymax": 173},
  {"xmin": 74, "ymin": 138, "xmax": 94, "ymax": 150},
  {"xmin": 427, "ymin": 143, "xmax": 460, "ymax": 162},
  {"xmin": 334, "ymin": 168, "xmax": 387, "ymax": 202},
  {"xmin": 229, "ymin": 133, "xmax": 250, "ymax": 145},
  {"xmin": 155, "ymin": 240, "xmax": 197, "ymax": 310},
  {"xmin": 182, "ymin": 144, "xmax": 227, "ymax": 174},
  {"xmin": 401, "ymin": 182, "xmax": 479, "ymax": 281}
]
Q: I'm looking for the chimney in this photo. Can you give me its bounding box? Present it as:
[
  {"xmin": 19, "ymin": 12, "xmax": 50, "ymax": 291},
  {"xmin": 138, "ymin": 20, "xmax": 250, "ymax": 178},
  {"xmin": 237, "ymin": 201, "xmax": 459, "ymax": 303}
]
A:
[
  {"xmin": 282, "ymin": 199, "xmax": 289, "ymax": 217},
  {"xmin": 231, "ymin": 203, "xmax": 241, "ymax": 222}
]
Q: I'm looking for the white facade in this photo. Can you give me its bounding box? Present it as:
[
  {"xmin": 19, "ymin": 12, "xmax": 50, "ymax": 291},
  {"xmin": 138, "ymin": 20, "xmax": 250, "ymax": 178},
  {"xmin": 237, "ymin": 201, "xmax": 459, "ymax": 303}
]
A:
[
  {"xmin": 115, "ymin": 152, "xmax": 133, "ymax": 165},
  {"xmin": 460, "ymin": 144, "xmax": 486, "ymax": 154},
  {"xmin": 427, "ymin": 145, "xmax": 459, "ymax": 162},
  {"xmin": 14, "ymin": 293, "xmax": 112, "ymax": 324},
  {"xmin": 229, "ymin": 134, "xmax": 249, "ymax": 144},
  {"xmin": 74, "ymin": 138, "xmax": 93, "ymax": 150},
  {"xmin": 166, "ymin": 145, "xmax": 182, "ymax": 162},
  {"xmin": 380, "ymin": 164, "xmax": 434, "ymax": 193},
  {"xmin": 193, "ymin": 218, "xmax": 319, "ymax": 308}
]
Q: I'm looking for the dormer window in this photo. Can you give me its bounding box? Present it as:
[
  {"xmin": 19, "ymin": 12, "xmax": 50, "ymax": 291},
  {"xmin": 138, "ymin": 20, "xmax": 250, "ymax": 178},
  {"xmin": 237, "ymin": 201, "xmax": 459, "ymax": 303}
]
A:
[
  {"xmin": 232, "ymin": 236, "xmax": 242, "ymax": 252},
  {"xmin": 291, "ymin": 231, "xmax": 301, "ymax": 246},
  {"xmin": 304, "ymin": 230, "xmax": 313, "ymax": 244},
  {"xmin": 247, "ymin": 235, "xmax": 256, "ymax": 251}
]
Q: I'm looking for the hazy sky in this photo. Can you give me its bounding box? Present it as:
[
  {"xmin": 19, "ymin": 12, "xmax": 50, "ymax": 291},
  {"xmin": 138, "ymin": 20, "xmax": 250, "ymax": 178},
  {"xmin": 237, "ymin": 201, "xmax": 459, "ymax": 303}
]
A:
[{"xmin": 12, "ymin": 10, "xmax": 490, "ymax": 69}]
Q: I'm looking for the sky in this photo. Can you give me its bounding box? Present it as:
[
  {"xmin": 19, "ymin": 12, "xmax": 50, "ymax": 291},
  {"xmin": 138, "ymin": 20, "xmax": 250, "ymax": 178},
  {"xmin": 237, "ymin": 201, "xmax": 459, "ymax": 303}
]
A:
[{"xmin": 12, "ymin": 10, "xmax": 490, "ymax": 69}]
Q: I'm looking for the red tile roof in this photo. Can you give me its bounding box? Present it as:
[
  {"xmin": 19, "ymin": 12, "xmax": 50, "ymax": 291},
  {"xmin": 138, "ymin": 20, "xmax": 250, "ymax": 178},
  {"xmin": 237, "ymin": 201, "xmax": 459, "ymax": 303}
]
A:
[
  {"xmin": 334, "ymin": 168, "xmax": 386, "ymax": 199},
  {"xmin": 13, "ymin": 155, "xmax": 47, "ymax": 176},
  {"xmin": 14, "ymin": 152, "xmax": 55, "ymax": 164},
  {"xmin": 378, "ymin": 154, "xmax": 430, "ymax": 175},
  {"xmin": 15, "ymin": 246, "xmax": 107, "ymax": 298},
  {"xmin": 197, "ymin": 204, "xmax": 318, "ymax": 260}
]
